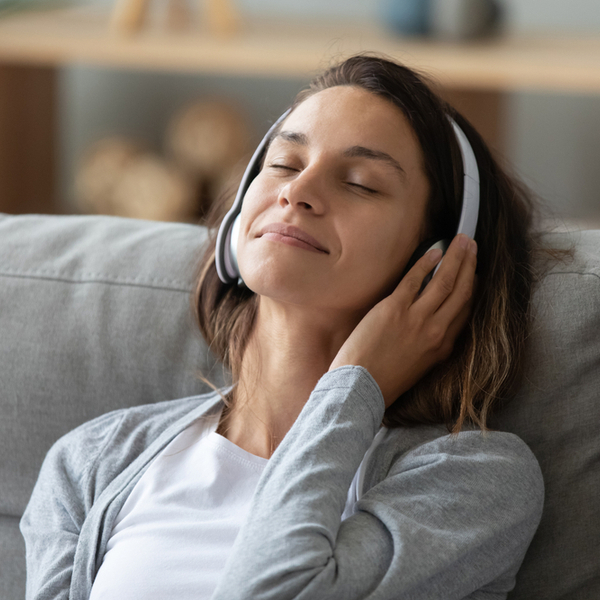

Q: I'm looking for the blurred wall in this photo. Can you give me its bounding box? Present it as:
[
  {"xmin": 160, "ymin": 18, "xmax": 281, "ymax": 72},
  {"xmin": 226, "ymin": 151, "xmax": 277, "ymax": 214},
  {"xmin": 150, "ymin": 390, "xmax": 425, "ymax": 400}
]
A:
[
  {"xmin": 59, "ymin": 0, "xmax": 600, "ymax": 225},
  {"xmin": 504, "ymin": 0, "xmax": 600, "ymax": 225}
]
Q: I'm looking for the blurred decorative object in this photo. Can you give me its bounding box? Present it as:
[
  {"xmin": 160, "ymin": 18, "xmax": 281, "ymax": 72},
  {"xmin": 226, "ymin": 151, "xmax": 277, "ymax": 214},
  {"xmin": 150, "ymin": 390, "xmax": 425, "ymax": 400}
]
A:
[
  {"xmin": 205, "ymin": 0, "xmax": 240, "ymax": 36},
  {"xmin": 111, "ymin": 153, "xmax": 196, "ymax": 221},
  {"xmin": 381, "ymin": 0, "xmax": 502, "ymax": 39},
  {"xmin": 165, "ymin": 98, "xmax": 251, "ymax": 215},
  {"xmin": 0, "ymin": 0, "xmax": 74, "ymax": 18},
  {"xmin": 429, "ymin": 0, "xmax": 501, "ymax": 40},
  {"xmin": 109, "ymin": 0, "xmax": 153, "ymax": 33},
  {"xmin": 380, "ymin": 0, "xmax": 430, "ymax": 36},
  {"xmin": 110, "ymin": 0, "xmax": 240, "ymax": 35},
  {"xmin": 75, "ymin": 136, "xmax": 197, "ymax": 222},
  {"xmin": 166, "ymin": 99, "xmax": 250, "ymax": 180},
  {"xmin": 75, "ymin": 137, "xmax": 146, "ymax": 216},
  {"xmin": 75, "ymin": 98, "xmax": 252, "ymax": 222}
]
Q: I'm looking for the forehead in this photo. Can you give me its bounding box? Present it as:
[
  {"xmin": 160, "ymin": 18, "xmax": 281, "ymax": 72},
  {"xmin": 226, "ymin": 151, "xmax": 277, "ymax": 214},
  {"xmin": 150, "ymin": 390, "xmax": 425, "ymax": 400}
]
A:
[{"xmin": 276, "ymin": 86, "xmax": 424, "ymax": 166}]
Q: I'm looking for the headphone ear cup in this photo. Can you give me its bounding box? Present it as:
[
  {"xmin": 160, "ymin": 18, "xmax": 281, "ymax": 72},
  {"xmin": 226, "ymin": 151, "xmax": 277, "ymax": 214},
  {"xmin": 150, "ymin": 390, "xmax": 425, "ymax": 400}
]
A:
[
  {"xmin": 229, "ymin": 214, "xmax": 241, "ymax": 277},
  {"xmin": 215, "ymin": 108, "xmax": 291, "ymax": 285}
]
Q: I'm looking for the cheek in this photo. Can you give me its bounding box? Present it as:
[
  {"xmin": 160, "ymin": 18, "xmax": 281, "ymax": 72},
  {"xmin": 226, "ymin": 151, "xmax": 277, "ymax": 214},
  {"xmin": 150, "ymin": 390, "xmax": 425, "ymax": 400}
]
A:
[
  {"xmin": 328, "ymin": 223, "xmax": 411, "ymax": 309},
  {"xmin": 235, "ymin": 181, "xmax": 271, "ymax": 267},
  {"xmin": 236, "ymin": 183, "xmax": 275, "ymax": 281},
  {"xmin": 369, "ymin": 207, "xmax": 419, "ymax": 257},
  {"xmin": 239, "ymin": 177, "xmax": 272, "ymax": 224}
]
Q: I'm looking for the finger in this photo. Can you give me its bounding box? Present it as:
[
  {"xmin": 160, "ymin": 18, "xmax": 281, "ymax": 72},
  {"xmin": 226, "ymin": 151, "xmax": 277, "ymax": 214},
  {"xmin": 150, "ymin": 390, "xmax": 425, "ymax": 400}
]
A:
[
  {"xmin": 434, "ymin": 240, "xmax": 477, "ymax": 324},
  {"xmin": 393, "ymin": 245, "xmax": 444, "ymax": 305},
  {"xmin": 416, "ymin": 234, "xmax": 474, "ymax": 313},
  {"xmin": 422, "ymin": 268, "xmax": 476, "ymax": 367},
  {"xmin": 434, "ymin": 294, "xmax": 473, "ymax": 363}
]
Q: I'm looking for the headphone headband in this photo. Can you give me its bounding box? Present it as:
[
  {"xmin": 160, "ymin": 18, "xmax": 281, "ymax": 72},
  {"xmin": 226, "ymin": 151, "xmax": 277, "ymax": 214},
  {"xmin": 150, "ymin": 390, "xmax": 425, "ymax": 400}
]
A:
[
  {"xmin": 215, "ymin": 109, "xmax": 290, "ymax": 284},
  {"xmin": 215, "ymin": 110, "xmax": 479, "ymax": 286},
  {"xmin": 450, "ymin": 119, "xmax": 480, "ymax": 239}
]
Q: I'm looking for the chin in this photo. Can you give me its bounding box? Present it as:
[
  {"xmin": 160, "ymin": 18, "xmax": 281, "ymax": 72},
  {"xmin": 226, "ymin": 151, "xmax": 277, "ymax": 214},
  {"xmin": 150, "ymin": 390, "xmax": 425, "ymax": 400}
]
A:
[
  {"xmin": 240, "ymin": 260, "xmax": 313, "ymax": 303},
  {"xmin": 246, "ymin": 278, "xmax": 317, "ymax": 308},
  {"xmin": 247, "ymin": 275, "xmax": 360, "ymax": 315}
]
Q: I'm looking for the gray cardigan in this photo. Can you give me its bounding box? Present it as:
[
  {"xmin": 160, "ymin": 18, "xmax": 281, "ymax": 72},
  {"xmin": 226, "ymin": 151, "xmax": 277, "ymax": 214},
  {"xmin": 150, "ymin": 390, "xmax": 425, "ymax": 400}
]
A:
[{"xmin": 21, "ymin": 366, "xmax": 544, "ymax": 600}]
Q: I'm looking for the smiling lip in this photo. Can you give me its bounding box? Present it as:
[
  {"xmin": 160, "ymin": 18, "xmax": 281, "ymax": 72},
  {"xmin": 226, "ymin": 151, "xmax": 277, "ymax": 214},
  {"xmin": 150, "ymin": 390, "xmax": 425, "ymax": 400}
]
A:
[{"xmin": 259, "ymin": 223, "xmax": 329, "ymax": 254}]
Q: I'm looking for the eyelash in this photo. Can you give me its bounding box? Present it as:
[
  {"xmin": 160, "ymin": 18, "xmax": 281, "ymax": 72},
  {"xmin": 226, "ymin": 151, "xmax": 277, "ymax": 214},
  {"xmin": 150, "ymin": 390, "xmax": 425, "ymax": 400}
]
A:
[
  {"xmin": 347, "ymin": 182, "xmax": 378, "ymax": 195},
  {"xmin": 269, "ymin": 163, "xmax": 297, "ymax": 172},
  {"xmin": 268, "ymin": 163, "xmax": 379, "ymax": 195}
]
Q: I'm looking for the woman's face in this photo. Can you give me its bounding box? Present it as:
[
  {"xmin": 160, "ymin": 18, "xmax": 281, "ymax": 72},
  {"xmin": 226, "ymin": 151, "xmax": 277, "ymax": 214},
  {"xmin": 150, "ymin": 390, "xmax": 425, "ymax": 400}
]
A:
[{"xmin": 237, "ymin": 85, "xmax": 430, "ymax": 315}]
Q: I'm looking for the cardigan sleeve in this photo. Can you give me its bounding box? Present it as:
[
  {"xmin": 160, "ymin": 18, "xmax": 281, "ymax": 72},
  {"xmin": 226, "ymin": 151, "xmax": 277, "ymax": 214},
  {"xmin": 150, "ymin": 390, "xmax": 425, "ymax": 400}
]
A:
[
  {"xmin": 211, "ymin": 365, "xmax": 544, "ymax": 600},
  {"xmin": 19, "ymin": 411, "xmax": 124, "ymax": 600}
]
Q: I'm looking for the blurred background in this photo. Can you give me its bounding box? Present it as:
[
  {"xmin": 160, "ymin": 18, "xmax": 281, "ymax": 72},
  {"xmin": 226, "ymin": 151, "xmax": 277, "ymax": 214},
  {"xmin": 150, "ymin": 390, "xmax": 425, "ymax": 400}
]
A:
[{"xmin": 1, "ymin": 0, "xmax": 599, "ymax": 227}]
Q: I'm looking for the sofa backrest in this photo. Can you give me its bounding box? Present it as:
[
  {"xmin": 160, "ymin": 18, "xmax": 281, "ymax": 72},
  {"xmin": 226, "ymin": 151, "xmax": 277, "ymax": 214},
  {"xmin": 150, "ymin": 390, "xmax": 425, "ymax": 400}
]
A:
[
  {"xmin": 489, "ymin": 229, "xmax": 600, "ymax": 600},
  {"xmin": 0, "ymin": 214, "xmax": 223, "ymax": 599},
  {"xmin": 1, "ymin": 214, "xmax": 599, "ymax": 600}
]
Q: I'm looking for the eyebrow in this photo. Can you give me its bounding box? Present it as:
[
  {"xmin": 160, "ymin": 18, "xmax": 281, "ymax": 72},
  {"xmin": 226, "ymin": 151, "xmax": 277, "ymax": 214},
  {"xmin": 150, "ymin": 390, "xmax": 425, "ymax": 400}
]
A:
[
  {"xmin": 343, "ymin": 146, "xmax": 406, "ymax": 180},
  {"xmin": 275, "ymin": 130, "xmax": 309, "ymax": 146},
  {"xmin": 273, "ymin": 130, "xmax": 406, "ymax": 180}
]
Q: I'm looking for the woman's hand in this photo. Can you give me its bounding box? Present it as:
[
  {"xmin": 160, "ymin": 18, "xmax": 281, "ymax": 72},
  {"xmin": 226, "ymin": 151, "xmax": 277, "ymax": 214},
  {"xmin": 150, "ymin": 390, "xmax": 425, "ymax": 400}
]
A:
[{"xmin": 329, "ymin": 234, "xmax": 478, "ymax": 408}]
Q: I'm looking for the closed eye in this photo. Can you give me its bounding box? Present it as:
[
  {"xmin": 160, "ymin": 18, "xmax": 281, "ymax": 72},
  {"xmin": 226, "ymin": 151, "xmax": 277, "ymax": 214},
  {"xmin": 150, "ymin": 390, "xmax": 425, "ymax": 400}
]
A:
[
  {"xmin": 347, "ymin": 182, "xmax": 379, "ymax": 194},
  {"xmin": 268, "ymin": 163, "xmax": 298, "ymax": 172},
  {"xmin": 268, "ymin": 162, "xmax": 379, "ymax": 194}
]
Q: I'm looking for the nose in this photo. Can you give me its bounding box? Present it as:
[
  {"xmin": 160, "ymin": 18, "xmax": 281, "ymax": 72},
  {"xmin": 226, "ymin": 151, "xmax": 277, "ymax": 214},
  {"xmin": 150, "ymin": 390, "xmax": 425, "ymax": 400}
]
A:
[{"xmin": 277, "ymin": 166, "xmax": 327, "ymax": 214}]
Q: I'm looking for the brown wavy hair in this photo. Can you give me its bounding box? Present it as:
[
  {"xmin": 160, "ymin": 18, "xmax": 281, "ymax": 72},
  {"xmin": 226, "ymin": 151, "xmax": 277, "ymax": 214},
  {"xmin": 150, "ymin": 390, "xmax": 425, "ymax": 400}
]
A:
[{"xmin": 194, "ymin": 54, "xmax": 537, "ymax": 433}]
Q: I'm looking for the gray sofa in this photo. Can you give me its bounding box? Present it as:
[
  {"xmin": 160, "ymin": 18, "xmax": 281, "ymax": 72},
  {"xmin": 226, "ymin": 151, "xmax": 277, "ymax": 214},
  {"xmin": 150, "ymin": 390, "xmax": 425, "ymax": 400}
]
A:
[{"xmin": 1, "ymin": 213, "xmax": 599, "ymax": 599}]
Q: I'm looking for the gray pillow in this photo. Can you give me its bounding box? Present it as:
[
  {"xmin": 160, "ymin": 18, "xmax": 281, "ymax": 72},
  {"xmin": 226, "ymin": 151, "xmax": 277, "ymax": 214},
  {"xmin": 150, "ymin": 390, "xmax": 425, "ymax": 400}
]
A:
[
  {"xmin": 490, "ymin": 229, "xmax": 600, "ymax": 600},
  {"xmin": 0, "ymin": 214, "xmax": 224, "ymax": 599}
]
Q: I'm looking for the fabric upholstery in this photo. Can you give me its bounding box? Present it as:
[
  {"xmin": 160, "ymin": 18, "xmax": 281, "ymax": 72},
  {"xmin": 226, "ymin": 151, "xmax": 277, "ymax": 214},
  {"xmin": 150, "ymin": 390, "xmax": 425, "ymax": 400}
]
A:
[
  {"xmin": 0, "ymin": 214, "xmax": 224, "ymax": 599},
  {"xmin": 490, "ymin": 230, "xmax": 600, "ymax": 600},
  {"xmin": 0, "ymin": 213, "xmax": 598, "ymax": 599},
  {"xmin": 0, "ymin": 515, "xmax": 26, "ymax": 600}
]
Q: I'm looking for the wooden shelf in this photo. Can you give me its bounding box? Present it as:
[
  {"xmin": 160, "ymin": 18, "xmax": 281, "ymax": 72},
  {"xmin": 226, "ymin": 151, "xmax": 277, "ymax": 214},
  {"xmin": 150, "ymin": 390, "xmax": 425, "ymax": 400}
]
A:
[
  {"xmin": 1, "ymin": 6, "xmax": 600, "ymax": 93},
  {"xmin": 2, "ymin": 6, "xmax": 600, "ymax": 215}
]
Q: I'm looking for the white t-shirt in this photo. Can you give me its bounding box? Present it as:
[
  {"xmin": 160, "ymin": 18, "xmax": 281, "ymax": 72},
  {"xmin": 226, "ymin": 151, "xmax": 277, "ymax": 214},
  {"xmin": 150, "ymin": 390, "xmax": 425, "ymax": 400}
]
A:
[{"xmin": 90, "ymin": 409, "xmax": 384, "ymax": 600}]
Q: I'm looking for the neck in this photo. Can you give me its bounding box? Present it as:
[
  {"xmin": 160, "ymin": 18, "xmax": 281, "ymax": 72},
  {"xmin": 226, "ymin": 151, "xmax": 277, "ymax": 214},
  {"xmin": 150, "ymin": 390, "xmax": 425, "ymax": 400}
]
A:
[{"xmin": 218, "ymin": 297, "xmax": 361, "ymax": 458}]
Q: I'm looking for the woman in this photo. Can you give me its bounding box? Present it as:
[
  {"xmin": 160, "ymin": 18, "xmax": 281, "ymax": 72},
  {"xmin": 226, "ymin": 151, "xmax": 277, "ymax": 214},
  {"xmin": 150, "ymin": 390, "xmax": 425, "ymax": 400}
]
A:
[{"xmin": 21, "ymin": 55, "xmax": 543, "ymax": 600}]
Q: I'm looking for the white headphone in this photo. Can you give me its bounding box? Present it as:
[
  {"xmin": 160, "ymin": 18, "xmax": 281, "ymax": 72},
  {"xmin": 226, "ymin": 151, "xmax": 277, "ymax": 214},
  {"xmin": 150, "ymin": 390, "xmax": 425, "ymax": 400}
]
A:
[{"xmin": 215, "ymin": 110, "xmax": 479, "ymax": 286}]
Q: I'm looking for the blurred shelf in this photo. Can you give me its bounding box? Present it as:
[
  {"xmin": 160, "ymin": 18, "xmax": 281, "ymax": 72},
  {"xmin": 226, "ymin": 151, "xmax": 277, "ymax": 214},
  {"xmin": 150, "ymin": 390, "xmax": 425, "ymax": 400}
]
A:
[
  {"xmin": 1, "ymin": 6, "xmax": 600, "ymax": 92},
  {"xmin": 2, "ymin": 5, "xmax": 600, "ymax": 215}
]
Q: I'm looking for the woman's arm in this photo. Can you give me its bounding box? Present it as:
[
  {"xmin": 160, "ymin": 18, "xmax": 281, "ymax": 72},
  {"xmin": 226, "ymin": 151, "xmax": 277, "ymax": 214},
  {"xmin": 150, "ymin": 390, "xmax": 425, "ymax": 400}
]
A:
[
  {"xmin": 19, "ymin": 411, "xmax": 123, "ymax": 600},
  {"xmin": 211, "ymin": 365, "xmax": 544, "ymax": 600}
]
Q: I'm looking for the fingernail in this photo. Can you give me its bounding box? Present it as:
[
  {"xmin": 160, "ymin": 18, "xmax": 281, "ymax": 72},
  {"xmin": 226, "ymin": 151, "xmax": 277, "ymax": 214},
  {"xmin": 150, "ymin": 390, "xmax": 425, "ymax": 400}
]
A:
[
  {"xmin": 470, "ymin": 240, "xmax": 478, "ymax": 255},
  {"xmin": 458, "ymin": 234, "xmax": 469, "ymax": 249},
  {"xmin": 428, "ymin": 248, "xmax": 443, "ymax": 263}
]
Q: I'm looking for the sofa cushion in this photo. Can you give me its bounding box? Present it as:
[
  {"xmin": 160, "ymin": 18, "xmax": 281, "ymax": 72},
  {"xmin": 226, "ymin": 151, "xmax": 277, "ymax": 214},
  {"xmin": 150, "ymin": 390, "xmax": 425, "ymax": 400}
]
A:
[
  {"xmin": 0, "ymin": 213, "xmax": 224, "ymax": 519},
  {"xmin": 490, "ymin": 230, "xmax": 600, "ymax": 600}
]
